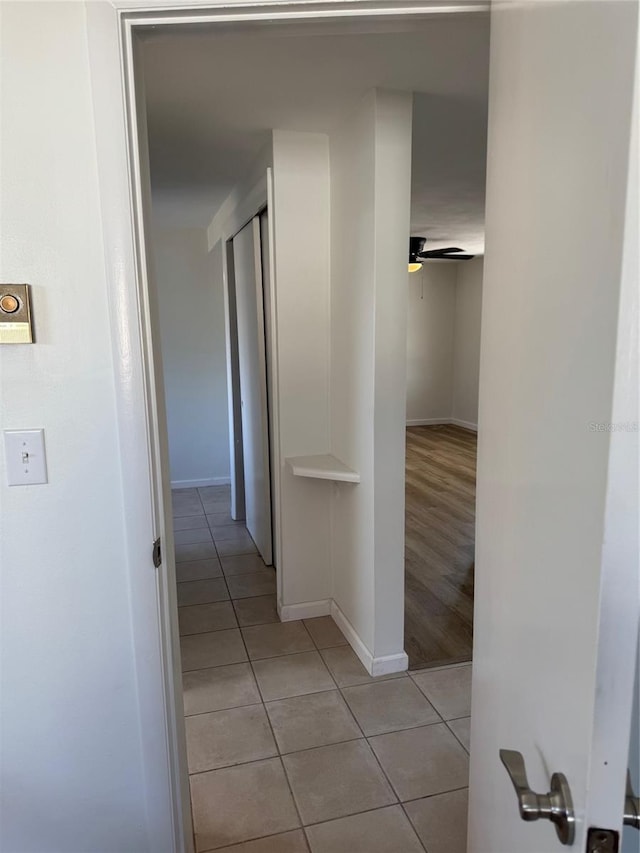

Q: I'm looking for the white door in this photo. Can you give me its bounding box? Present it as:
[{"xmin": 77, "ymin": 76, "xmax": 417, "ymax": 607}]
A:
[
  {"xmin": 233, "ymin": 217, "xmax": 273, "ymax": 565},
  {"xmin": 468, "ymin": 2, "xmax": 639, "ymax": 852}
]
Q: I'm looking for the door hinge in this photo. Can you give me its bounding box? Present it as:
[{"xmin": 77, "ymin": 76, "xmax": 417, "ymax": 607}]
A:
[
  {"xmin": 152, "ymin": 537, "xmax": 162, "ymax": 568},
  {"xmin": 586, "ymin": 828, "xmax": 619, "ymax": 853}
]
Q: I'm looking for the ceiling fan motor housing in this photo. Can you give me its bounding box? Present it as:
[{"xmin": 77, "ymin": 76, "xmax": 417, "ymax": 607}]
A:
[{"xmin": 409, "ymin": 236, "xmax": 426, "ymax": 263}]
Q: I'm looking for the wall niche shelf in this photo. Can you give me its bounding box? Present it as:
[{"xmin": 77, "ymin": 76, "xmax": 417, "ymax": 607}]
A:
[{"xmin": 286, "ymin": 454, "xmax": 360, "ymax": 484}]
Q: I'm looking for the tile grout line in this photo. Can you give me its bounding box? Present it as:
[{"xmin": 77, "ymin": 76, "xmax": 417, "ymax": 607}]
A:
[
  {"xmin": 399, "ymin": 801, "xmax": 430, "ymax": 853},
  {"xmin": 444, "ymin": 719, "xmax": 470, "ymax": 754},
  {"xmin": 400, "ymin": 784, "xmax": 471, "ymax": 853},
  {"xmin": 185, "ymin": 729, "xmax": 370, "ymax": 777},
  {"xmin": 184, "ymin": 698, "xmax": 264, "ymax": 721},
  {"xmin": 181, "ymin": 646, "xmax": 319, "ymax": 674},
  {"xmin": 196, "ymin": 823, "xmax": 312, "ymax": 853},
  {"xmin": 401, "ymin": 784, "xmax": 470, "ymax": 807}
]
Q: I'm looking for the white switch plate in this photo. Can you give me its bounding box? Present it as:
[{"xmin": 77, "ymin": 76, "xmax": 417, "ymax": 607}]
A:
[{"xmin": 4, "ymin": 429, "xmax": 48, "ymax": 485}]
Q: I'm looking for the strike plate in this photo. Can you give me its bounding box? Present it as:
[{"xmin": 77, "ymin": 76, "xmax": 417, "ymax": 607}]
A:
[{"xmin": 586, "ymin": 827, "xmax": 619, "ymax": 853}]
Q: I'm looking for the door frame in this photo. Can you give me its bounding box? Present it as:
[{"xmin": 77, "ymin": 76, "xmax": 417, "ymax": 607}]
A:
[
  {"xmin": 227, "ymin": 210, "xmax": 275, "ymax": 565},
  {"xmin": 89, "ymin": 3, "xmax": 493, "ymax": 850}
]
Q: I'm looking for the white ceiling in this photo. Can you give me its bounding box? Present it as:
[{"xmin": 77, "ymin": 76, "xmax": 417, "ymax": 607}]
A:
[{"xmin": 141, "ymin": 13, "xmax": 489, "ymax": 254}]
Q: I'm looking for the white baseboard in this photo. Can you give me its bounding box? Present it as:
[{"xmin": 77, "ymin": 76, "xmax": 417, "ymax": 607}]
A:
[
  {"xmin": 278, "ymin": 598, "xmax": 331, "ymax": 621},
  {"xmin": 276, "ymin": 597, "xmax": 408, "ymax": 676},
  {"xmin": 406, "ymin": 418, "xmax": 451, "ymax": 427},
  {"xmin": 406, "ymin": 417, "xmax": 478, "ymax": 432},
  {"xmin": 330, "ymin": 601, "xmax": 408, "ymax": 677},
  {"xmin": 370, "ymin": 651, "xmax": 410, "ymax": 677},
  {"xmin": 171, "ymin": 477, "xmax": 231, "ymax": 488},
  {"xmin": 450, "ymin": 418, "xmax": 478, "ymax": 432}
]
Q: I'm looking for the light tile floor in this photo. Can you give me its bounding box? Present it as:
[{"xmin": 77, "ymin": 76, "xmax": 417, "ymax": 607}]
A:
[{"xmin": 173, "ymin": 486, "xmax": 471, "ymax": 853}]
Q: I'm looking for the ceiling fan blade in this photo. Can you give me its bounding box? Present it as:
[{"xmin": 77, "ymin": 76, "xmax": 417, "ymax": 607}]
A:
[
  {"xmin": 410, "ymin": 237, "xmax": 475, "ymax": 263},
  {"xmin": 418, "ymin": 247, "xmax": 465, "ymax": 257},
  {"xmin": 419, "ymin": 253, "xmax": 475, "ymax": 261}
]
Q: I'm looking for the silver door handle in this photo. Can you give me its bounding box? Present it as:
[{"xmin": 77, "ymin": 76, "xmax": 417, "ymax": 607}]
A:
[
  {"xmin": 500, "ymin": 749, "xmax": 575, "ymax": 845},
  {"xmin": 625, "ymin": 771, "xmax": 640, "ymax": 829}
]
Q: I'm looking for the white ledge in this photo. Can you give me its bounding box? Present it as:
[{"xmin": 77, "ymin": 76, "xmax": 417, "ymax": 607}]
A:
[{"xmin": 286, "ymin": 454, "xmax": 360, "ymax": 483}]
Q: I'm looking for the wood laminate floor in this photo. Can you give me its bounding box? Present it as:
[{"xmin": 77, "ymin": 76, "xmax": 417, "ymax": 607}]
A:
[{"xmin": 405, "ymin": 425, "xmax": 477, "ymax": 670}]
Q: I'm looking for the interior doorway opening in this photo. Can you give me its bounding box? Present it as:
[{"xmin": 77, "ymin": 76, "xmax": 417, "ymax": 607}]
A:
[
  {"xmin": 133, "ymin": 9, "xmax": 489, "ymax": 850},
  {"xmin": 403, "ymin": 86, "xmax": 487, "ymax": 671},
  {"xmin": 403, "ymin": 258, "xmax": 484, "ymax": 670}
]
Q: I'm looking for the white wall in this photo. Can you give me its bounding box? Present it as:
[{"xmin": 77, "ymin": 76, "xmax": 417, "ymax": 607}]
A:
[
  {"xmin": 330, "ymin": 94, "xmax": 377, "ymax": 650},
  {"xmin": 0, "ymin": 4, "xmax": 150, "ymax": 850},
  {"xmin": 330, "ymin": 89, "xmax": 412, "ymax": 665},
  {"xmin": 405, "ymin": 257, "xmax": 483, "ymax": 429},
  {"xmin": 371, "ymin": 92, "xmax": 414, "ymax": 662},
  {"xmin": 452, "ymin": 256, "xmax": 484, "ymax": 428},
  {"xmin": 406, "ymin": 264, "xmax": 457, "ymax": 423},
  {"xmin": 152, "ymin": 228, "xmax": 230, "ymax": 487},
  {"xmin": 270, "ymin": 131, "xmax": 332, "ymax": 609}
]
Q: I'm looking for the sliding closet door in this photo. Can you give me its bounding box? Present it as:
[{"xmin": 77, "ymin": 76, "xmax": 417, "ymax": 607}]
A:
[{"xmin": 232, "ymin": 217, "xmax": 273, "ymax": 565}]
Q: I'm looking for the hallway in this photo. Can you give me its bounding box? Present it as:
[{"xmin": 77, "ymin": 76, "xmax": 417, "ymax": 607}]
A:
[{"xmin": 173, "ymin": 486, "xmax": 471, "ymax": 853}]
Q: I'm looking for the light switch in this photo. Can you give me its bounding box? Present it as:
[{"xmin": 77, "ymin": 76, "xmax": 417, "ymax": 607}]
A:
[{"xmin": 4, "ymin": 429, "xmax": 48, "ymax": 485}]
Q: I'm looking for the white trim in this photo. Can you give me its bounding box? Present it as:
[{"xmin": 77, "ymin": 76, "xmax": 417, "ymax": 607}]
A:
[
  {"xmin": 371, "ymin": 651, "xmax": 410, "ymax": 677},
  {"xmin": 278, "ymin": 596, "xmax": 409, "ymax": 676},
  {"xmin": 171, "ymin": 477, "xmax": 230, "ymax": 489},
  {"xmin": 278, "ymin": 598, "xmax": 332, "ymax": 621},
  {"xmin": 265, "ymin": 170, "xmax": 283, "ymax": 587},
  {"xmin": 450, "ymin": 418, "xmax": 478, "ymax": 432},
  {"xmin": 408, "ymin": 659, "xmax": 471, "ymax": 676},
  {"xmin": 330, "ymin": 601, "xmax": 408, "ymax": 676},
  {"xmin": 406, "ymin": 417, "xmax": 451, "ymax": 426},
  {"xmin": 87, "ymin": 7, "xmax": 192, "ymax": 852},
  {"xmin": 406, "ymin": 416, "xmax": 478, "ymax": 431},
  {"xmin": 329, "ymin": 603, "xmax": 371, "ymax": 669},
  {"xmin": 120, "ymin": 17, "xmax": 193, "ymax": 853},
  {"xmin": 221, "ymin": 240, "xmax": 245, "ymax": 521},
  {"xmin": 112, "ymin": 1, "xmax": 490, "ymax": 21}
]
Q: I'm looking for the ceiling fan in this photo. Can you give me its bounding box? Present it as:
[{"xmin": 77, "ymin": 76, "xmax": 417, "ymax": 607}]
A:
[{"xmin": 408, "ymin": 236, "xmax": 474, "ymax": 272}]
